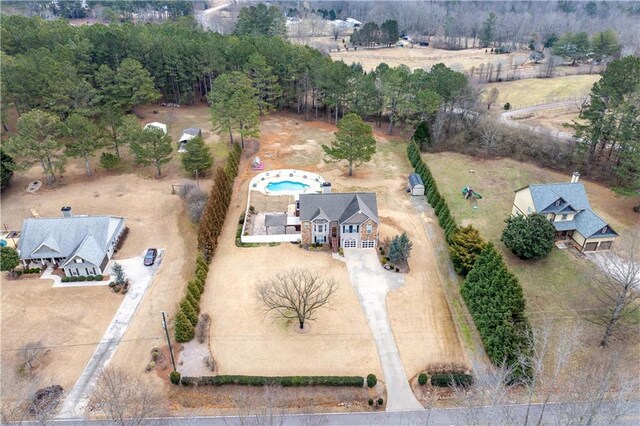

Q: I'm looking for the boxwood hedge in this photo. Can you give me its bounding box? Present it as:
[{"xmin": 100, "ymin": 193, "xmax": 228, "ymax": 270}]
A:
[{"xmin": 181, "ymin": 375, "xmax": 364, "ymax": 387}]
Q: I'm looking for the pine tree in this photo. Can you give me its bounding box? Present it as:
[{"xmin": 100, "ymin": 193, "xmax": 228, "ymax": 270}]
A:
[
  {"xmin": 180, "ymin": 297, "xmax": 199, "ymax": 326},
  {"xmin": 175, "ymin": 310, "xmax": 195, "ymax": 342},
  {"xmin": 182, "ymin": 136, "xmax": 213, "ymax": 177},
  {"xmin": 322, "ymin": 113, "xmax": 376, "ymax": 176},
  {"xmin": 388, "ymin": 232, "xmax": 413, "ymax": 265}
]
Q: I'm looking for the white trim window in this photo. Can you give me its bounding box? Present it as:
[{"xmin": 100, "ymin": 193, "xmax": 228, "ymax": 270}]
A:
[
  {"xmin": 366, "ymin": 223, "xmax": 373, "ymax": 234},
  {"xmin": 315, "ymin": 235, "xmax": 326, "ymax": 244},
  {"xmin": 362, "ymin": 240, "xmax": 376, "ymax": 249},
  {"xmin": 343, "ymin": 239, "xmax": 357, "ymax": 248}
]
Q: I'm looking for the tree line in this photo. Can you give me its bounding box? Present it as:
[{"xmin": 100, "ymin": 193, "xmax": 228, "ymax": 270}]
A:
[{"xmin": 350, "ymin": 20, "xmax": 399, "ymax": 48}]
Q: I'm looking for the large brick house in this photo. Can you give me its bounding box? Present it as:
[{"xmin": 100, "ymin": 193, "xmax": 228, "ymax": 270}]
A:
[
  {"xmin": 511, "ymin": 173, "xmax": 617, "ymax": 252},
  {"xmin": 298, "ymin": 192, "xmax": 379, "ymax": 251}
]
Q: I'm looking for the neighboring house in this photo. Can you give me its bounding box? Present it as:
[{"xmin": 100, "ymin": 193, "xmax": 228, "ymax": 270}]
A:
[
  {"xmin": 299, "ymin": 192, "xmax": 379, "ymax": 251},
  {"xmin": 17, "ymin": 207, "xmax": 126, "ymax": 276},
  {"xmin": 512, "ymin": 173, "xmax": 618, "ymax": 252},
  {"xmin": 178, "ymin": 127, "xmax": 202, "ymax": 153}
]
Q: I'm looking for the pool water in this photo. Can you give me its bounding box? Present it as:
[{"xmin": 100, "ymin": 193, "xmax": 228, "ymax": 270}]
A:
[{"xmin": 266, "ymin": 180, "xmax": 310, "ymax": 192}]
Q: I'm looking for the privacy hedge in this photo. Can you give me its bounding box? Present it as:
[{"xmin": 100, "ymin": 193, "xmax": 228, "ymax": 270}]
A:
[
  {"xmin": 175, "ymin": 144, "xmax": 241, "ymax": 342},
  {"xmin": 406, "ymin": 142, "xmax": 532, "ymax": 382},
  {"xmin": 430, "ymin": 373, "xmax": 474, "ymax": 388},
  {"xmin": 181, "ymin": 375, "xmax": 365, "ymax": 387}
]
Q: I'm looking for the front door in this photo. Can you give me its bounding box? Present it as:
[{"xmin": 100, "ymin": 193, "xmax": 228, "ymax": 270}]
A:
[{"xmin": 331, "ymin": 227, "xmax": 337, "ymax": 237}]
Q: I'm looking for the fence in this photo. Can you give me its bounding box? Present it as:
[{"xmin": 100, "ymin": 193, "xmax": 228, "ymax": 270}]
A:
[{"xmin": 241, "ymin": 234, "xmax": 301, "ymax": 244}]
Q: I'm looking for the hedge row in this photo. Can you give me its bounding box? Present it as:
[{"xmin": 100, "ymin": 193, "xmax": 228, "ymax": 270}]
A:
[
  {"xmin": 175, "ymin": 143, "xmax": 242, "ymax": 343},
  {"xmin": 408, "ymin": 143, "xmax": 458, "ymax": 241},
  {"xmin": 430, "ymin": 373, "xmax": 474, "ymax": 388},
  {"xmin": 181, "ymin": 375, "xmax": 365, "ymax": 387},
  {"xmin": 61, "ymin": 274, "xmax": 103, "ymax": 282},
  {"xmin": 406, "ymin": 142, "xmax": 532, "ymax": 382}
]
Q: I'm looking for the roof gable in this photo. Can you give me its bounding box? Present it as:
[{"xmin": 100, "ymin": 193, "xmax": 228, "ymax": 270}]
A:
[
  {"xmin": 299, "ymin": 193, "xmax": 378, "ymax": 223},
  {"xmin": 62, "ymin": 234, "xmax": 104, "ymax": 267},
  {"xmin": 31, "ymin": 233, "xmax": 62, "ymax": 256},
  {"xmin": 528, "ymin": 183, "xmax": 591, "ymax": 212}
]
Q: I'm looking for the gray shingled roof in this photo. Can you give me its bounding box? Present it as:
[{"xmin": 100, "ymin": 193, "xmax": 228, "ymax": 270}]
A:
[
  {"xmin": 182, "ymin": 127, "xmax": 201, "ymax": 136},
  {"xmin": 528, "ymin": 183, "xmax": 591, "ymax": 212},
  {"xmin": 18, "ymin": 215, "xmax": 125, "ymax": 266},
  {"xmin": 265, "ymin": 214, "xmax": 287, "ymax": 228},
  {"xmin": 299, "ymin": 193, "xmax": 378, "ymax": 223}
]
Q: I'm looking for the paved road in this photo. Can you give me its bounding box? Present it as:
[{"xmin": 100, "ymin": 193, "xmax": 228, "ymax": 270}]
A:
[
  {"xmin": 499, "ymin": 100, "xmax": 578, "ymax": 142},
  {"xmin": 56, "ymin": 251, "xmax": 163, "ymax": 419},
  {"xmin": 343, "ymin": 249, "xmax": 423, "ymax": 411},
  {"xmin": 42, "ymin": 400, "xmax": 640, "ymax": 425}
]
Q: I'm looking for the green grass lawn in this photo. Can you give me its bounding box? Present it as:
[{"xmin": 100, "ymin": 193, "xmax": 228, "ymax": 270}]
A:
[{"xmin": 424, "ymin": 152, "xmax": 617, "ymax": 315}]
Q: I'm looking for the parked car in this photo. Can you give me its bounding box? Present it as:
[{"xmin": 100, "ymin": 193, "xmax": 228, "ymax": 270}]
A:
[{"xmin": 144, "ymin": 248, "xmax": 158, "ymax": 266}]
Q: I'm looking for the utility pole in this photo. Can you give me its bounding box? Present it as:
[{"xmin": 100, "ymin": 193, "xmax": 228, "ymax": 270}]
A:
[{"xmin": 161, "ymin": 311, "xmax": 177, "ymax": 371}]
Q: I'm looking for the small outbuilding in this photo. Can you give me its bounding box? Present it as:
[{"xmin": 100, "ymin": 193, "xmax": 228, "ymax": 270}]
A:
[
  {"xmin": 143, "ymin": 122, "xmax": 168, "ymax": 134},
  {"xmin": 178, "ymin": 127, "xmax": 202, "ymax": 152},
  {"xmin": 407, "ymin": 173, "xmax": 425, "ymax": 196}
]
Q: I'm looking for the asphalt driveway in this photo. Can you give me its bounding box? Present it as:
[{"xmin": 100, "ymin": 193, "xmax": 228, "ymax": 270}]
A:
[
  {"xmin": 57, "ymin": 250, "xmax": 163, "ymax": 419},
  {"xmin": 343, "ymin": 249, "xmax": 423, "ymax": 411}
]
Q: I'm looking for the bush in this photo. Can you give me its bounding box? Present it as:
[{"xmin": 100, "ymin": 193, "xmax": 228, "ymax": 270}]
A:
[
  {"xmin": 366, "ymin": 373, "xmax": 377, "ymax": 388},
  {"xmin": 501, "ymin": 214, "xmax": 555, "ymax": 260},
  {"xmin": 368, "ymin": 399, "xmax": 374, "ymax": 406},
  {"xmin": 418, "ymin": 373, "xmax": 428, "ymax": 385},
  {"xmin": 503, "ymin": 102, "xmax": 511, "ymax": 110},
  {"xmin": 170, "ymin": 371, "xmax": 181, "ymax": 385},
  {"xmin": 175, "ymin": 310, "xmax": 195, "ymax": 342},
  {"xmin": 95, "ymin": 274, "xmax": 103, "ymax": 281},
  {"xmin": 114, "ymin": 227, "xmax": 129, "ymax": 252},
  {"xmin": 180, "ymin": 375, "xmax": 365, "ymax": 387},
  {"xmin": 430, "ymin": 373, "xmax": 473, "ymax": 388},
  {"xmin": 69, "ymin": 276, "xmax": 78, "ymax": 282},
  {"xmin": 377, "ymin": 398, "xmax": 384, "ymax": 406},
  {"xmin": 100, "ymin": 152, "xmax": 120, "ymax": 169},
  {"xmin": 187, "ymin": 281, "xmax": 202, "ymax": 301},
  {"xmin": 61, "ymin": 276, "xmax": 70, "ymax": 282},
  {"xmin": 180, "ymin": 298, "xmax": 199, "ymax": 326},
  {"xmin": 77, "ymin": 276, "xmax": 86, "ymax": 281},
  {"xmin": 185, "ymin": 186, "xmax": 208, "ymax": 223},
  {"xmin": 86, "ymin": 276, "xmax": 95, "ymax": 281},
  {"xmin": 108, "ymin": 281, "xmax": 116, "ymax": 288},
  {"xmin": 449, "ymin": 226, "xmax": 486, "ymax": 276}
]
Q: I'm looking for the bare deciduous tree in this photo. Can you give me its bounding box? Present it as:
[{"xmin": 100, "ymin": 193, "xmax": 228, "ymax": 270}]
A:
[
  {"xmin": 90, "ymin": 367, "xmax": 163, "ymax": 425},
  {"xmin": 485, "ymin": 87, "xmax": 499, "ymax": 110},
  {"xmin": 588, "ymin": 232, "xmax": 640, "ymax": 347},
  {"xmin": 20, "ymin": 340, "xmax": 45, "ymax": 372},
  {"xmin": 257, "ymin": 269, "xmax": 338, "ymax": 330},
  {"xmin": 234, "ymin": 384, "xmax": 286, "ymax": 426}
]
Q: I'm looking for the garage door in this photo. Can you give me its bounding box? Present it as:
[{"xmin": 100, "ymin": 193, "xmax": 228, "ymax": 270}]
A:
[
  {"xmin": 597, "ymin": 241, "xmax": 612, "ymax": 250},
  {"xmin": 343, "ymin": 239, "xmax": 357, "ymax": 248},
  {"xmin": 584, "ymin": 242, "xmax": 598, "ymax": 252},
  {"xmin": 361, "ymin": 240, "xmax": 376, "ymax": 249}
]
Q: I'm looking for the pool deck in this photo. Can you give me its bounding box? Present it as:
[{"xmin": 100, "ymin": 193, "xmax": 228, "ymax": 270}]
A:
[{"xmin": 250, "ymin": 169, "xmax": 324, "ymax": 196}]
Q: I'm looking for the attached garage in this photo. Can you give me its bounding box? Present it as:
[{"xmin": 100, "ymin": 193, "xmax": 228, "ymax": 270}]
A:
[
  {"xmin": 343, "ymin": 239, "xmax": 357, "ymax": 248},
  {"xmin": 361, "ymin": 240, "xmax": 376, "ymax": 249},
  {"xmin": 597, "ymin": 241, "xmax": 613, "ymax": 250},
  {"xmin": 584, "ymin": 242, "xmax": 599, "ymax": 252}
]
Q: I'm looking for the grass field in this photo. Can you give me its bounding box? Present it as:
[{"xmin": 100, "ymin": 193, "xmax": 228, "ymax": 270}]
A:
[
  {"xmin": 424, "ymin": 152, "xmax": 639, "ymax": 376},
  {"xmin": 480, "ymin": 74, "xmax": 600, "ymax": 109}
]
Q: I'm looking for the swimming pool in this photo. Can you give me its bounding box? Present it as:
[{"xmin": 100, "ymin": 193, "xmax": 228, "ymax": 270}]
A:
[{"xmin": 266, "ymin": 181, "xmax": 310, "ymax": 192}]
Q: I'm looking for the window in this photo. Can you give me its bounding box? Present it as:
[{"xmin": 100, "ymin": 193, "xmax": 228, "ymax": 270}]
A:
[
  {"xmin": 366, "ymin": 224, "xmax": 373, "ymax": 234},
  {"xmin": 555, "ymin": 200, "xmax": 561, "ymax": 206},
  {"xmin": 601, "ymin": 227, "xmax": 607, "ymax": 234},
  {"xmin": 561, "ymin": 214, "xmax": 568, "ymax": 220},
  {"xmin": 304, "ymin": 222, "xmax": 309, "ymax": 228},
  {"xmin": 74, "ymin": 258, "xmax": 83, "ymax": 263},
  {"xmin": 315, "ymin": 235, "xmax": 326, "ymax": 244},
  {"xmin": 314, "ymin": 223, "xmax": 326, "ymax": 233}
]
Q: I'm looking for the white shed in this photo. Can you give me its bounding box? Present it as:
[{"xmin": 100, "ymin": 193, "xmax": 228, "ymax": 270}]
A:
[
  {"xmin": 143, "ymin": 122, "xmax": 168, "ymax": 134},
  {"xmin": 407, "ymin": 173, "xmax": 425, "ymax": 196}
]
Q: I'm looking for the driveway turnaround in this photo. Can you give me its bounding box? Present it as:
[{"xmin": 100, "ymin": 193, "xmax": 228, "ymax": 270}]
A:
[
  {"xmin": 343, "ymin": 249, "xmax": 423, "ymax": 411},
  {"xmin": 57, "ymin": 250, "xmax": 163, "ymax": 419}
]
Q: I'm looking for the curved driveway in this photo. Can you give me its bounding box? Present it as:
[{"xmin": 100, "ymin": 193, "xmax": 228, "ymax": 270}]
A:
[
  {"xmin": 499, "ymin": 100, "xmax": 578, "ymax": 141},
  {"xmin": 343, "ymin": 249, "xmax": 423, "ymax": 411}
]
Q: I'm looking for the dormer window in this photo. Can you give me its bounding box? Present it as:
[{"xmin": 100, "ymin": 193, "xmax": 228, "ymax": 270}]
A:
[
  {"xmin": 555, "ymin": 200, "xmax": 561, "ymax": 206},
  {"xmin": 74, "ymin": 258, "xmax": 83, "ymax": 263},
  {"xmin": 601, "ymin": 227, "xmax": 607, "ymax": 234}
]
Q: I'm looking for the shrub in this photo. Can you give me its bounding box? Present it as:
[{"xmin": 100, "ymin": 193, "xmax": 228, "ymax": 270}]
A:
[
  {"xmin": 238, "ymin": 213, "xmax": 246, "ymax": 225},
  {"xmin": 178, "ymin": 181, "xmax": 199, "ymax": 199},
  {"xmin": 175, "ymin": 310, "xmax": 195, "ymax": 342},
  {"xmin": 78, "ymin": 276, "xmax": 86, "ymax": 281},
  {"xmin": 170, "ymin": 371, "xmax": 181, "ymax": 385},
  {"xmin": 186, "ymin": 292, "xmax": 200, "ymax": 314},
  {"xmin": 418, "ymin": 373, "xmax": 428, "ymax": 385},
  {"xmin": 114, "ymin": 227, "xmax": 129, "ymax": 252},
  {"xmin": 196, "ymin": 313, "xmax": 210, "ymax": 344},
  {"xmin": 430, "ymin": 373, "xmax": 473, "ymax": 388},
  {"xmin": 187, "ymin": 281, "xmax": 202, "ymax": 301},
  {"xmin": 100, "ymin": 152, "xmax": 120, "ymax": 169},
  {"xmin": 368, "ymin": 398, "xmax": 374, "ymax": 406},
  {"xmin": 180, "ymin": 375, "xmax": 365, "ymax": 387},
  {"xmin": 501, "ymin": 214, "xmax": 555, "ymax": 260},
  {"xmin": 377, "ymin": 398, "xmax": 384, "ymax": 406},
  {"xmin": 61, "ymin": 276, "xmax": 70, "ymax": 282},
  {"xmin": 95, "ymin": 274, "xmax": 103, "ymax": 281},
  {"xmin": 69, "ymin": 276, "xmax": 78, "ymax": 282},
  {"xmin": 180, "ymin": 298, "xmax": 199, "ymax": 326},
  {"xmin": 185, "ymin": 186, "xmax": 208, "ymax": 223},
  {"xmin": 86, "ymin": 276, "xmax": 95, "ymax": 281},
  {"xmin": 366, "ymin": 374, "xmax": 377, "ymax": 388},
  {"xmin": 108, "ymin": 281, "xmax": 116, "ymax": 288},
  {"xmin": 504, "ymin": 102, "xmax": 511, "ymax": 110},
  {"xmin": 449, "ymin": 226, "xmax": 486, "ymax": 276}
]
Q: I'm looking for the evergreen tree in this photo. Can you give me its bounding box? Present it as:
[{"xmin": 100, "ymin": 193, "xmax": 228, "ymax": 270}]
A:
[
  {"xmin": 412, "ymin": 121, "xmax": 432, "ymax": 152},
  {"xmin": 95, "ymin": 58, "xmax": 160, "ymax": 113},
  {"xmin": 243, "ymin": 53, "xmax": 282, "ymax": 114},
  {"xmin": 480, "ymin": 12, "xmax": 497, "ymax": 47},
  {"xmin": 180, "ymin": 297, "xmax": 199, "ymax": 327},
  {"xmin": 181, "ymin": 136, "xmax": 213, "ymax": 177},
  {"xmin": 235, "ymin": 3, "xmax": 286, "ymax": 38},
  {"xmin": 449, "ymin": 226, "xmax": 486, "ymax": 276},
  {"xmin": 0, "ymin": 247, "xmax": 20, "ymax": 277},
  {"xmin": 322, "ymin": 113, "xmax": 376, "ymax": 176},
  {"xmin": 0, "ymin": 149, "xmax": 15, "ymax": 191},
  {"xmin": 63, "ymin": 114, "xmax": 107, "ymax": 177},
  {"xmin": 4, "ymin": 110, "xmax": 65, "ymax": 186},
  {"xmin": 388, "ymin": 232, "xmax": 413, "ymax": 265},
  {"xmin": 175, "ymin": 310, "xmax": 194, "ymax": 342},
  {"xmin": 501, "ymin": 214, "xmax": 555, "ymax": 260},
  {"xmin": 130, "ymin": 127, "xmax": 173, "ymax": 177}
]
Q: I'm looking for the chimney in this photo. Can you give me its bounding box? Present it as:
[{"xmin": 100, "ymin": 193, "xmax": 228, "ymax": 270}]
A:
[
  {"xmin": 61, "ymin": 206, "xmax": 72, "ymax": 217},
  {"xmin": 322, "ymin": 182, "xmax": 332, "ymax": 194},
  {"xmin": 571, "ymin": 172, "xmax": 580, "ymax": 183}
]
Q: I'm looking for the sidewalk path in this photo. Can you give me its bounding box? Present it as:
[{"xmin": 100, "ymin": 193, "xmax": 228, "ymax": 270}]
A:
[
  {"xmin": 56, "ymin": 250, "xmax": 163, "ymax": 419},
  {"xmin": 343, "ymin": 249, "xmax": 423, "ymax": 411}
]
